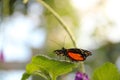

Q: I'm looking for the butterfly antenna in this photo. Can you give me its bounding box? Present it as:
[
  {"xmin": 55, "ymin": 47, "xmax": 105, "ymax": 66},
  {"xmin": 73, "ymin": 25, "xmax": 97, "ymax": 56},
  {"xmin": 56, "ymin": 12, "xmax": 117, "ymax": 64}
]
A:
[
  {"xmin": 63, "ymin": 35, "xmax": 67, "ymax": 48},
  {"xmin": 50, "ymin": 39, "xmax": 63, "ymax": 48}
]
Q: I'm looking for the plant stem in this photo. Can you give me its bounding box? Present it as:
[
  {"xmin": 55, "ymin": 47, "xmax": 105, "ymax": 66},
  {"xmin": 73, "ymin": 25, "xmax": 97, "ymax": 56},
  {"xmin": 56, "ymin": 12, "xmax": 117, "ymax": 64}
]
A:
[
  {"xmin": 79, "ymin": 62, "xmax": 85, "ymax": 73},
  {"xmin": 37, "ymin": 0, "xmax": 85, "ymax": 73},
  {"xmin": 37, "ymin": 0, "xmax": 76, "ymax": 48}
]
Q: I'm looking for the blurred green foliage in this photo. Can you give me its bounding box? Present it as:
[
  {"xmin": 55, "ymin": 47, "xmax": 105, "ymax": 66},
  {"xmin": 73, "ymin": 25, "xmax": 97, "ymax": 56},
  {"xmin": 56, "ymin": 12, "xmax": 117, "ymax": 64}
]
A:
[{"xmin": 92, "ymin": 62, "xmax": 120, "ymax": 80}]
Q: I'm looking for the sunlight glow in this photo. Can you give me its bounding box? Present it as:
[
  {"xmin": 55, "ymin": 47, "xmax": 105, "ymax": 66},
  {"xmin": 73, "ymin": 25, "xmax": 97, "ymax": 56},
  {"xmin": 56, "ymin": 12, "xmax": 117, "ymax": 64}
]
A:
[
  {"xmin": 71, "ymin": 0, "xmax": 99, "ymax": 11},
  {"xmin": 72, "ymin": 0, "xmax": 120, "ymax": 49},
  {"xmin": 0, "ymin": 70, "xmax": 31, "ymax": 80},
  {"xmin": 0, "ymin": 2, "xmax": 46, "ymax": 62}
]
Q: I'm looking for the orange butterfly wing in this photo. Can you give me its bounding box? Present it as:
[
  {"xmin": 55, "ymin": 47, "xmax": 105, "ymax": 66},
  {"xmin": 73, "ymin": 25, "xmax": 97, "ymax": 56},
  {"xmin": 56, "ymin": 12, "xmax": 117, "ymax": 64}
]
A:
[{"xmin": 67, "ymin": 52, "xmax": 85, "ymax": 61}]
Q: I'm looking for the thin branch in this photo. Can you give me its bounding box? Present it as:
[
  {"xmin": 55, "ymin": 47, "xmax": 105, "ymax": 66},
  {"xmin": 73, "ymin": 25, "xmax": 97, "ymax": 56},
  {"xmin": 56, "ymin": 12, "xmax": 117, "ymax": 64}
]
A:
[{"xmin": 37, "ymin": 0, "xmax": 77, "ymax": 48}]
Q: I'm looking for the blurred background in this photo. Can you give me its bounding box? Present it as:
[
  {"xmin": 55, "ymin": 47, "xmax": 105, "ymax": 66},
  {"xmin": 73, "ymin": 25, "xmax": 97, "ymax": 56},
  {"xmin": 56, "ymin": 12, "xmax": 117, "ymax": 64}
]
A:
[{"xmin": 0, "ymin": 0, "xmax": 120, "ymax": 80}]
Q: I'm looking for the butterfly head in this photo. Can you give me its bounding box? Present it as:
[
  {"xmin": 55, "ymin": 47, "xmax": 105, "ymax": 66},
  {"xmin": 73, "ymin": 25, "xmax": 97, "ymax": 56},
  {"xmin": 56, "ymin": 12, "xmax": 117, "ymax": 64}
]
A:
[
  {"xmin": 82, "ymin": 49, "xmax": 92, "ymax": 57},
  {"xmin": 54, "ymin": 47, "xmax": 67, "ymax": 56}
]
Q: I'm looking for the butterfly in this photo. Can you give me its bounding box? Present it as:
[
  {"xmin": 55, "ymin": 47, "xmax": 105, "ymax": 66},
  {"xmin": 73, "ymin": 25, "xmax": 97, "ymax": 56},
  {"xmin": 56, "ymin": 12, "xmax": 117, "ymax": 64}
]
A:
[{"xmin": 54, "ymin": 47, "xmax": 92, "ymax": 61}]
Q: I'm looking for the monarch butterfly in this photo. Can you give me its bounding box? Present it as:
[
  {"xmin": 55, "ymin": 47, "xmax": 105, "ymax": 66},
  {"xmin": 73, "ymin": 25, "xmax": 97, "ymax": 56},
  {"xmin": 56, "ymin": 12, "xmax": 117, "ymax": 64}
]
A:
[{"xmin": 54, "ymin": 47, "xmax": 92, "ymax": 61}]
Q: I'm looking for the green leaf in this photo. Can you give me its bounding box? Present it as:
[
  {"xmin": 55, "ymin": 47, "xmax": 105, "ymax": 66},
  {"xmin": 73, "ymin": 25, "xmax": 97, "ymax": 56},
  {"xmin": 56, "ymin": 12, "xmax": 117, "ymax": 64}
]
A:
[
  {"xmin": 32, "ymin": 55, "xmax": 76, "ymax": 79},
  {"xmin": 21, "ymin": 72, "xmax": 30, "ymax": 80},
  {"xmin": 92, "ymin": 62, "xmax": 120, "ymax": 80},
  {"xmin": 27, "ymin": 63, "xmax": 50, "ymax": 80},
  {"xmin": 22, "ymin": 55, "xmax": 76, "ymax": 80}
]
